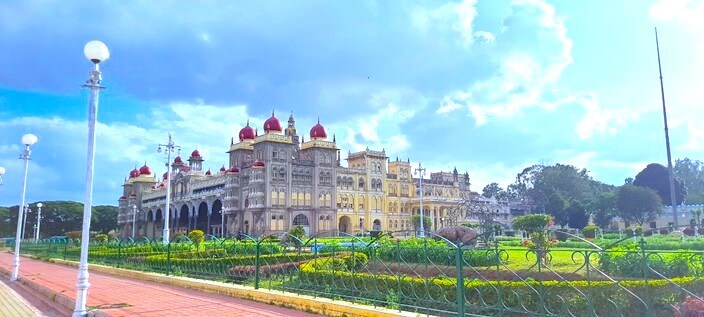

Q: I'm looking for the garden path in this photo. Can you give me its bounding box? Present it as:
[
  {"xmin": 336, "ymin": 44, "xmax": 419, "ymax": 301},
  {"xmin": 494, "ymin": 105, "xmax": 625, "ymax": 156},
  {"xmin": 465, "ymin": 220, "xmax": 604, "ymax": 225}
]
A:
[{"xmin": 0, "ymin": 252, "xmax": 318, "ymax": 316}]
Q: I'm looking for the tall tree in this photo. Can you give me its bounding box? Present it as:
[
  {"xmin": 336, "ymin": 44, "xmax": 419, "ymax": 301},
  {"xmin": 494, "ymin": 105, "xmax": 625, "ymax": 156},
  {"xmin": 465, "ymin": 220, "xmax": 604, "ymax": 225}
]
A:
[
  {"xmin": 482, "ymin": 182, "xmax": 510, "ymax": 200},
  {"xmin": 566, "ymin": 201, "xmax": 589, "ymax": 230},
  {"xmin": 633, "ymin": 163, "xmax": 687, "ymax": 206},
  {"xmin": 616, "ymin": 185, "xmax": 663, "ymax": 226},
  {"xmin": 674, "ymin": 158, "xmax": 704, "ymax": 204},
  {"xmin": 590, "ymin": 191, "xmax": 617, "ymax": 229},
  {"xmin": 546, "ymin": 192, "xmax": 569, "ymax": 228}
]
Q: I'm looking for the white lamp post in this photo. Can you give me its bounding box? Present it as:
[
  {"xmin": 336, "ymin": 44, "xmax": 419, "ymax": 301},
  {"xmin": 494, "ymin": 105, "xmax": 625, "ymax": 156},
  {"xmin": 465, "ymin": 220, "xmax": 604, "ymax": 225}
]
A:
[
  {"xmin": 73, "ymin": 40, "xmax": 109, "ymax": 317},
  {"xmin": 158, "ymin": 133, "xmax": 180, "ymax": 244},
  {"xmin": 414, "ymin": 162, "xmax": 426, "ymax": 238},
  {"xmin": 11, "ymin": 133, "xmax": 38, "ymax": 282},
  {"xmin": 131, "ymin": 205, "xmax": 138, "ymax": 240},
  {"xmin": 35, "ymin": 203, "xmax": 42, "ymax": 240},
  {"xmin": 21, "ymin": 205, "xmax": 30, "ymax": 240}
]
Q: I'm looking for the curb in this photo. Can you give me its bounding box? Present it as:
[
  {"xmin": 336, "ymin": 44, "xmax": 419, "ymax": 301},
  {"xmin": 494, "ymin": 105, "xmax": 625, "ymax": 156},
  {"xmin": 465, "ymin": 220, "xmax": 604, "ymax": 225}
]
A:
[{"xmin": 29, "ymin": 255, "xmax": 424, "ymax": 317}]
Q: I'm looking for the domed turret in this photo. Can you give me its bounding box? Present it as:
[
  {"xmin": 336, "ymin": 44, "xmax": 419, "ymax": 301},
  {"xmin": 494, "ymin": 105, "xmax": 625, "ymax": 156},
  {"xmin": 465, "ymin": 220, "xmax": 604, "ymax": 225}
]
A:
[
  {"xmin": 263, "ymin": 111, "xmax": 282, "ymax": 133},
  {"xmin": 174, "ymin": 156, "xmax": 183, "ymax": 163},
  {"xmin": 191, "ymin": 149, "xmax": 201, "ymax": 157},
  {"xmin": 219, "ymin": 165, "xmax": 227, "ymax": 173},
  {"xmin": 309, "ymin": 118, "xmax": 327, "ymax": 140},
  {"xmin": 239, "ymin": 120, "xmax": 256, "ymax": 141},
  {"xmin": 205, "ymin": 169, "xmax": 212, "ymax": 176},
  {"xmin": 252, "ymin": 160, "xmax": 265, "ymax": 168},
  {"xmin": 129, "ymin": 168, "xmax": 141, "ymax": 178},
  {"xmin": 139, "ymin": 162, "xmax": 152, "ymax": 176},
  {"xmin": 227, "ymin": 166, "xmax": 240, "ymax": 174}
]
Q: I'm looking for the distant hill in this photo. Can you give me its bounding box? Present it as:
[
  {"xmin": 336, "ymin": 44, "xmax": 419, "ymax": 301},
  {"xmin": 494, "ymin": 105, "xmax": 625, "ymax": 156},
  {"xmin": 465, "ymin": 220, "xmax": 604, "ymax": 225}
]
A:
[{"xmin": 0, "ymin": 201, "xmax": 118, "ymax": 238}]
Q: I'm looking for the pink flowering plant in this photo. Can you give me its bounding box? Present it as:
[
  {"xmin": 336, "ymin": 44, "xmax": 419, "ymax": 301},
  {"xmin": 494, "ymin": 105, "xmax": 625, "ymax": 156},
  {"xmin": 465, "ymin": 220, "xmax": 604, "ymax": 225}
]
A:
[{"xmin": 512, "ymin": 214, "xmax": 555, "ymax": 263}]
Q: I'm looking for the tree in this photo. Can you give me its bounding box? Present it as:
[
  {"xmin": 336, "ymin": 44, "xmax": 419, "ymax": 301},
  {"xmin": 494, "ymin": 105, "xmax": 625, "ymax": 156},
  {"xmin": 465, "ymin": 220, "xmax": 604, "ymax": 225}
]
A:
[
  {"xmin": 546, "ymin": 192, "xmax": 569, "ymax": 228},
  {"xmin": 616, "ymin": 185, "xmax": 663, "ymax": 226},
  {"xmin": 633, "ymin": 163, "xmax": 687, "ymax": 206},
  {"xmin": 91, "ymin": 205, "xmax": 119, "ymax": 234},
  {"xmin": 412, "ymin": 214, "xmax": 432, "ymax": 233},
  {"xmin": 590, "ymin": 191, "xmax": 617, "ymax": 229},
  {"xmin": 482, "ymin": 182, "xmax": 510, "ymax": 200},
  {"xmin": 674, "ymin": 158, "xmax": 704, "ymax": 204},
  {"xmin": 566, "ymin": 201, "xmax": 589, "ymax": 230}
]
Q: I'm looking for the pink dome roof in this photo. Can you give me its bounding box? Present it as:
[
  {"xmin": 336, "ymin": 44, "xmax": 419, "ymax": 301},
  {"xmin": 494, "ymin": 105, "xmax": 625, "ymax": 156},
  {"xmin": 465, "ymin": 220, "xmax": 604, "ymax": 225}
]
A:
[
  {"xmin": 119, "ymin": 195, "xmax": 127, "ymax": 200},
  {"xmin": 227, "ymin": 166, "xmax": 240, "ymax": 174},
  {"xmin": 174, "ymin": 156, "xmax": 183, "ymax": 163},
  {"xmin": 191, "ymin": 149, "xmax": 201, "ymax": 157},
  {"xmin": 263, "ymin": 112, "xmax": 282, "ymax": 133},
  {"xmin": 252, "ymin": 160, "xmax": 265, "ymax": 168},
  {"xmin": 309, "ymin": 119, "xmax": 327, "ymax": 139},
  {"xmin": 139, "ymin": 163, "xmax": 152, "ymax": 176},
  {"xmin": 205, "ymin": 169, "xmax": 212, "ymax": 176},
  {"xmin": 219, "ymin": 165, "xmax": 227, "ymax": 172},
  {"xmin": 239, "ymin": 120, "xmax": 255, "ymax": 141},
  {"xmin": 129, "ymin": 168, "xmax": 141, "ymax": 178}
]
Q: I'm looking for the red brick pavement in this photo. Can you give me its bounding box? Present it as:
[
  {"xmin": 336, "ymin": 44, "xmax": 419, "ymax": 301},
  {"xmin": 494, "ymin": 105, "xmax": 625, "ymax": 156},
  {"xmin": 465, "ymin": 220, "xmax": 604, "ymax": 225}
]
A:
[{"xmin": 0, "ymin": 253, "xmax": 318, "ymax": 316}]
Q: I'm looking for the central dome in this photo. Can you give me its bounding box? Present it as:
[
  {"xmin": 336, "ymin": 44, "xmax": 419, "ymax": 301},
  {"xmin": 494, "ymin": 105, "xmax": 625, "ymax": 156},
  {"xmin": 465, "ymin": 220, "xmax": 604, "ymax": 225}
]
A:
[
  {"xmin": 263, "ymin": 111, "xmax": 282, "ymax": 133},
  {"xmin": 139, "ymin": 163, "xmax": 152, "ymax": 176},
  {"xmin": 129, "ymin": 168, "xmax": 141, "ymax": 178}
]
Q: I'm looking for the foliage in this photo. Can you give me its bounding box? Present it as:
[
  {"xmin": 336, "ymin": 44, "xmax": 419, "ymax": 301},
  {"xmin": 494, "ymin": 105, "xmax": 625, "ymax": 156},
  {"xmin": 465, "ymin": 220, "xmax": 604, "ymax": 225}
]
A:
[
  {"xmin": 94, "ymin": 233, "xmax": 109, "ymax": 243},
  {"xmin": 600, "ymin": 245, "xmax": 702, "ymax": 278},
  {"xmin": 617, "ymin": 185, "xmax": 663, "ymax": 225},
  {"xmin": 511, "ymin": 214, "xmax": 553, "ymax": 233},
  {"xmin": 546, "ymin": 192, "xmax": 569, "ymax": 227},
  {"xmin": 634, "ymin": 163, "xmax": 687, "ymax": 206},
  {"xmin": 591, "ymin": 191, "xmax": 618, "ymax": 229},
  {"xmin": 91, "ymin": 205, "xmax": 120, "ymax": 234},
  {"xmin": 342, "ymin": 252, "xmax": 369, "ymax": 270},
  {"xmin": 674, "ymin": 158, "xmax": 704, "ymax": 205},
  {"xmin": 66, "ymin": 231, "xmax": 81, "ymax": 239},
  {"xmin": 188, "ymin": 230, "xmax": 205, "ymax": 247},
  {"xmin": 287, "ymin": 226, "xmax": 306, "ymax": 245},
  {"xmin": 582, "ymin": 225, "xmax": 598, "ymax": 238},
  {"xmin": 481, "ymin": 182, "xmax": 510, "ymax": 200},
  {"xmin": 566, "ymin": 201, "xmax": 589, "ymax": 230},
  {"xmin": 411, "ymin": 214, "xmax": 431, "ymax": 232},
  {"xmin": 0, "ymin": 201, "xmax": 118, "ymax": 237},
  {"xmin": 683, "ymin": 227, "xmax": 695, "ymax": 236}
]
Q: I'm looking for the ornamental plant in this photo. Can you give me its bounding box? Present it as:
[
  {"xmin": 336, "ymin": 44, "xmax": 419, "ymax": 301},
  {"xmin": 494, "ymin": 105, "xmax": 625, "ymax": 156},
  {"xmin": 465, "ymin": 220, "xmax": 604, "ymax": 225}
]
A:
[
  {"xmin": 582, "ymin": 225, "xmax": 598, "ymax": 239},
  {"xmin": 188, "ymin": 230, "xmax": 205, "ymax": 249},
  {"xmin": 512, "ymin": 214, "xmax": 554, "ymax": 261}
]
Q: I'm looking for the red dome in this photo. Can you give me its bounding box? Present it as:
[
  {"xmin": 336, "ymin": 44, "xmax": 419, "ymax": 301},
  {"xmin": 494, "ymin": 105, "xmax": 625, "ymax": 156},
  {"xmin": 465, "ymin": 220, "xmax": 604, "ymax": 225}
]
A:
[
  {"xmin": 227, "ymin": 166, "xmax": 240, "ymax": 174},
  {"xmin": 252, "ymin": 160, "xmax": 265, "ymax": 168},
  {"xmin": 309, "ymin": 119, "xmax": 327, "ymax": 139},
  {"xmin": 139, "ymin": 163, "xmax": 152, "ymax": 176},
  {"xmin": 174, "ymin": 156, "xmax": 183, "ymax": 163},
  {"xmin": 162, "ymin": 172, "xmax": 170, "ymax": 179},
  {"xmin": 238, "ymin": 120, "xmax": 255, "ymax": 141},
  {"xmin": 129, "ymin": 168, "xmax": 141, "ymax": 178},
  {"xmin": 205, "ymin": 169, "xmax": 212, "ymax": 176},
  {"xmin": 219, "ymin": 165, "xmax": 227, "ymax": 172},
  {"xmin": 263, "ymin": 112, "xmax": 282, "ymax": 133},
  {"xmin": 191, "ymin": 149, "xmax": 201, "ymax": 157}
]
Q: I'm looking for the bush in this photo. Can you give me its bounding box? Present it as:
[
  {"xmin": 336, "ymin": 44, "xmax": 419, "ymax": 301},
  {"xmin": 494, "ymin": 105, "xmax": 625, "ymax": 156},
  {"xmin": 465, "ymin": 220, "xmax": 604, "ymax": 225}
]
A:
[
  {"xmin": 582, "ymin": 225, "xmax": 598, "ymax": 239},
  {"xmin": 188, "ymin": 230, "xmax": 205, "ymax": 247},
  {"xmin": 343, "ymin": 252, "xmax": 369, "ymax": 270},
  {"xmin": 627, "ymin": 226, "xmax": 642, "ymax": 237},
  {"xmin": 66, "ymin": 231, "xmax": 81, "ymax": 239},
  {"xmin": 659, "ymin": 229, "xmax": 670, "ymax": 235},
  {"xmin": 94, "ymin": 234, "xmax": 109, "ymax": 243},
  {"xmin": 675, "ymin": 296, "xmax": 704, "ymax": 317},
  {"xmin": 699, "ymin": 227, "xmax": 704, "ymax": 235},
  {"xmin": 683, "ymin": 227, "xmax": 695, "ymax": 236},
  {"xmin": 504, "ymin": 230, "xmax": 515, "ymax": 237},
  {"xmin": 554, "ymin": 229, "xmax": 569, "ymax": 242}
]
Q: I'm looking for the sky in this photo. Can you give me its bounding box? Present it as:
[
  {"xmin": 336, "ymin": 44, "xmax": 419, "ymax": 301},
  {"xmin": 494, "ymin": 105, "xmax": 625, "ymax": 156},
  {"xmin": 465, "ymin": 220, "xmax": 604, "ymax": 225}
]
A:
[{"xmin": 0, "ymin": 0, "xmax": 703, "ymax": 206}]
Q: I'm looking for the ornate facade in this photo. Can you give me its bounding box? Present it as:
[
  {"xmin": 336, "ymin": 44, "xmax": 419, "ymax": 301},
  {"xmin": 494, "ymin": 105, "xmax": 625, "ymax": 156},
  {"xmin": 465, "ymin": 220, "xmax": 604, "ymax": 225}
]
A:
[{"xmin": 117, "ymin": 112, "xmax": 475, "ymax": 239}]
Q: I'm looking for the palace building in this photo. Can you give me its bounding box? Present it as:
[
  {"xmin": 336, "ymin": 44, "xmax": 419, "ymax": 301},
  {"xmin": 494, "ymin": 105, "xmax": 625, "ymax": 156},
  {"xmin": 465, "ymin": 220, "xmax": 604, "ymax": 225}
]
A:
[{"xmin": 116, "ymin": 112, "xmax": 475, "ymax": 239}]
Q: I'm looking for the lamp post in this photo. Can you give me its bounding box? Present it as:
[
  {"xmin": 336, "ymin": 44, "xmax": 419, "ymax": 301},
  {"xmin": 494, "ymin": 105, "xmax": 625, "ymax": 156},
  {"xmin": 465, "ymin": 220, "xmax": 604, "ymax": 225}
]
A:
[
  {"xmin": 158, "ymin": 133, "xmax": 180, "ymax": 244},
  {"xmin": 73, "ymin": 40, "xmax": 109, "ymax": 317},
  {"xmin": 35, "ymin": 203, "xmax": 43, "ymax": 240},
  {"xmin": 11, "ymin": 133, "xmax": 38, "ymax": 282},
  {"xmin": 21, "ymin": 205, "xmax": 30, "ymax": 240},
  {"xmin": 414, "ymin": 162, "xmax": 426, "ymax": 238},
  {"xmin": 221, "ymin": 208, "xmax": 226, "ymax": 238},
  {"xmin": 131, "ymin": 205, "xmax": 138, "ymax": 240}
]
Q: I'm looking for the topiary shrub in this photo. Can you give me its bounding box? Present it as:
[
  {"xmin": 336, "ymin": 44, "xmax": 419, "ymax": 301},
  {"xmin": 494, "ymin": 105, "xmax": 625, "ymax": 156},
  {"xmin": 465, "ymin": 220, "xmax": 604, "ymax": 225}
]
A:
[
  {"xmin": 683, "ymin": 227, "xmax": 695, "ymax": 236},
  {"xmin": 554, "ymin": 229, "xmax": 569, "ymax": 242},
  {"xmin": 188, "ymin": 230, "xmax": 205, "ymax": 249},
  {"xmin": 343, "ymin": 252, "xmax": 369, "ymax": 270},
  {"xmin": 626, "ymin": 226, "xmax": 642, "ymax": 237},
  {"xmin": 659, "ymin": 228, "xmax": 670, "ymax": 235},
  {"xmin": 582, "ymin": 225, "xmax": 598, "ymax": 239},
  {"xmin": 287, "ymin": 226, "xmax": 306, "ymax": 246},
  {"xmin": 94, "ymin": 234, "xmax": 109, "ymax": 243}
]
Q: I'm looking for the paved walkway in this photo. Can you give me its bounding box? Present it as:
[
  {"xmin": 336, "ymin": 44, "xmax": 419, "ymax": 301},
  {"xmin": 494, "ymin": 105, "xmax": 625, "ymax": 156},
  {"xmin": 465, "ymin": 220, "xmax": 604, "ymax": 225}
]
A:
[
  {"xmin": 0, "ymin": 278, "xmax": 41, "ymax": 317},
  {"xmin": 0, "ymin": 253, "xmax": 318, "ymax": 317}
]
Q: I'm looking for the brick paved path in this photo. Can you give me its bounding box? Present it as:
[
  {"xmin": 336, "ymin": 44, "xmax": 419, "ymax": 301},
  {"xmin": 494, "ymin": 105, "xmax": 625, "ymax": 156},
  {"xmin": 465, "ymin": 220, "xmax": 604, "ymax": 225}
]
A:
[
  {"xmin": 0, "ymin": 279, "xmax": 41, "ymax": 316},
  {"xmin": 0, "ymin": 253, "xmax": 318, "ymax": 316}
]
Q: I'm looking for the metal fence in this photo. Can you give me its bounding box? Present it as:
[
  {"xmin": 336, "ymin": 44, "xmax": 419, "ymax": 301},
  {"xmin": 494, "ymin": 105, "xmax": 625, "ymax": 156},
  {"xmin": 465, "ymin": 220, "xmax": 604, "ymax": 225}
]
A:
[{"xmin": 16, "ymin": 229, "xmax": 704, "ymax": 317}]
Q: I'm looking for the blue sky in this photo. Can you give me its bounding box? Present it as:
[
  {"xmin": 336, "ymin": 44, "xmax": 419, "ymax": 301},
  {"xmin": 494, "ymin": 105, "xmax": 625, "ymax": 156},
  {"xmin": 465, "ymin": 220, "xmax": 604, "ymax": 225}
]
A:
[{"xmin": 1, "ymin": 0, "xmax": 703, "ymax": 206}]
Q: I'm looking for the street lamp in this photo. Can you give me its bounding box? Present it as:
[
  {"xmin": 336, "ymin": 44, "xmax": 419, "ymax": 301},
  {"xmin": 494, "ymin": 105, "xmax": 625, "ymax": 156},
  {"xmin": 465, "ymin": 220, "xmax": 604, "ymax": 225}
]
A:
[
  {"xmin": 73, "ymin": 40, "xmax": 109, "ymax": 317},
  {"xmin": 414, "ymin": 162, "xmax": 426, "ymax": 238},
  {"xmin": 131, "ymin": 205, "xmax": 139, "ymax": 240},
  {"xmin": 157, "ymin": 133, "xmax": 180, "ymax": 244},
  {"xmin": 21, "ymin": 205, "xmax": 30, "ymax": 240},
  {"xmin": 35, "ymin": 203, "xmax": 43, "ymax": 240},
  {"xmin": 11, "ymin": 133, "xmax": 38, "ymax": 282}
]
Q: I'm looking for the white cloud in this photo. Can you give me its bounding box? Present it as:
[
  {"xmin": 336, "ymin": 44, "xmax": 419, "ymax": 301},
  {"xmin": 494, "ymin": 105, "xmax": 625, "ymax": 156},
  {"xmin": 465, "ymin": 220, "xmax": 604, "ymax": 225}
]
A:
[
  {"xmin": 437, "ymin": 0, "xmax": 574, "ymax": 124},
  {"xmin": 574, "ymin": 94, "xmax": 642, "ymax": 140},
  {"xmin": 411, "ymin": 0, "xmax": 492, "ymax": 45},
  {"xmin": 649, "ymin": 0, "xmax": 704, "ymax": 30}
]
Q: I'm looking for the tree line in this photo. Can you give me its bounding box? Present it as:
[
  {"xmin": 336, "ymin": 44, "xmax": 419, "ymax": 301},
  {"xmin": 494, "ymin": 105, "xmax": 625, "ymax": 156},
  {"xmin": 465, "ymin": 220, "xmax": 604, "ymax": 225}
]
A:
[
  {"xmin": 481, "ymin": 158, "xmax": 704, "ymax": 230},
  {"xmin": 0, "ymin": 201, "xmax": 118, "ymax": 238}
]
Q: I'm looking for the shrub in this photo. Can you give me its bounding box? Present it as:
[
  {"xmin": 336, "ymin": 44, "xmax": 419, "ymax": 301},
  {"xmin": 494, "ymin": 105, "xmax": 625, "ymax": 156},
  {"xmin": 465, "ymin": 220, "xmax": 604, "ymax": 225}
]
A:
[
  {"xmin": 582, "ymin": 225, "xmax": 598, "ymax": 239},
  {"xmin": 554, "ymin": 229, "xmax": 569, "ymax": 242},
  {"xmin": 626, "ymin": 226, "xmax": 642, "ymax": 237},
  {"xmin": 94, "ymin": 234, "xmax": 109, "ymax": 243},
  {"xmin": 660, "ymin": 229, "xmax": 670, "ymax": 235},
  {"xmin": 675, "ymin": 296, "xmax": 704, "ymax": 317},
  {"xmin": 287, "ymin": 226, "xmax": 306, "ymax": 246},
  {"xmin": 342, "ymin": 252, "xmax": 368, "ymax": 270},
  {"xmin": 66, "ymin": 231, "xmax": 81, "ymax": 239},
  {"xmin": 188, "ymin": 230, "xmax": 205, "ymax": 248},
  {"xmin": 504, "ymin": 230, "xmax": 515, "ymax": 237},
  {"xmin": 699, "ymin": 227, "xmax": 704, "ymax": 235},
  {"xmin": 683, "ymin": 227, "xmax": 695, "ymax": 236}
]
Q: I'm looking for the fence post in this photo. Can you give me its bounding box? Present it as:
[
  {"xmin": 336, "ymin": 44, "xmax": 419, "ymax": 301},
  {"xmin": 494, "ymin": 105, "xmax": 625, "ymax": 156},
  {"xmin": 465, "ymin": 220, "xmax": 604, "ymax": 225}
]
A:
[
  {"xmin": 167, "ymin": 241, "xmax": 172, "ymax": 276},
  {"xmin": 456, "ymin": 245, "xmax": 465, "ymax": 317},
  {"xmin": 640, "ymin": 238, "xmax": 651, "ymax": 316},
  {"xmin": 63, "ymin": 239, "xmax": 68, "ymax": 260},
  {"xmin": 254, "ymin": 239, "xmax": 261, "ymax": 289}
]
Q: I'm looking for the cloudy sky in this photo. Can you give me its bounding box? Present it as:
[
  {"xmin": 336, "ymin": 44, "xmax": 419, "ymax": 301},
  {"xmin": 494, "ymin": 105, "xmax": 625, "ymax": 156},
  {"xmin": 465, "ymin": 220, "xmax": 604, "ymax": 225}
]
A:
[{"xmin": 1, "ymin": 0, "xmax": 703, "ymax": 206}]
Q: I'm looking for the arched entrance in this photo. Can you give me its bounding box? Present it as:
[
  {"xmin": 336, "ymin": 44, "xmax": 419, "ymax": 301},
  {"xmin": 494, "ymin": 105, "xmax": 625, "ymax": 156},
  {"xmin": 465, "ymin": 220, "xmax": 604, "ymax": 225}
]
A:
[
  {"xmin": 146, "ymin": 210, "xmax": 154, "ymax": 239},
  {"xmin": 293, "ymin": 214, "xmax": 310, "ymax": 235},
  {"xmin": 155, "ymin": 209, "xmax": 163, "ymax": 240},
  {"xmin": 373, "ymin": 219, "xmax": 382, "ymax": 231},
  {"xmin": 196, "ymin": 202, "xmax": 208, "ymax": 233},
  {"xmin": 209, "ymin": 200, "xmax": 223, "ymax": 236},
  {"xmin": 177, "ymin": 205, "xmax": 189, "ymax": 233},
  {"xmin": 338, "ymin": 216, "xmax": 351, "ymax": 233}
]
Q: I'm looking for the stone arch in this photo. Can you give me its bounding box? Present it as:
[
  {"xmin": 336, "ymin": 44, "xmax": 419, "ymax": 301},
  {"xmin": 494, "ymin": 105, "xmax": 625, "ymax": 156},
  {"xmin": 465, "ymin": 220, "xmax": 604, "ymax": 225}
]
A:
[
  {"xmin": 373, "ymin": 219, "xmax": 382, "ymax": 231},
  {"xmin": 146, "ymin": 210, "xmax": 155, "ymax": 239},
  {"xmin": 339, "ymin": 216, "xmax": 351, "ymax": 233},
  {"xmin": 210, "ymin": 199, "xmax": 223, "ymax": 236},
  {"xmin": 196, "ymin": 201, "xmax": 209, "ymax": 233},
  {"xmin": 293, "ymin": 213, "xmax": 309, "ymax": 226},
  {"xmin": 177, "ymin": 204, "xmax": 189, "ymax": 233}
]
